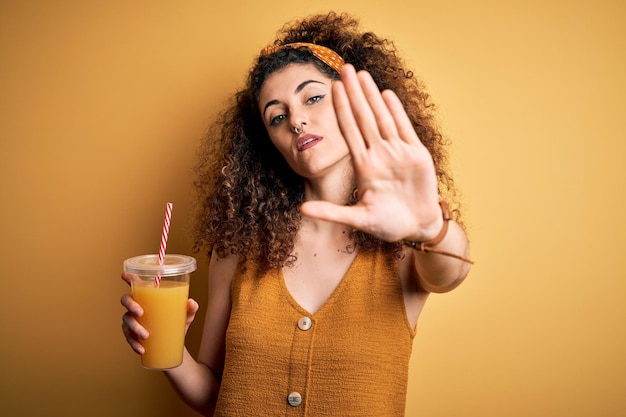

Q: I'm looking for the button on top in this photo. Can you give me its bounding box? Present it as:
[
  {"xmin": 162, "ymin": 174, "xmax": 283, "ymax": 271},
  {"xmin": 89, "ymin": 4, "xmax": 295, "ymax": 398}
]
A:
[
  {"xmin": 288, "ymin": 391, "xmax": 302, "ymax": 407},
  {"xmin": 298, "ymin": 316, "xmax": 312, "ymax": 331}
]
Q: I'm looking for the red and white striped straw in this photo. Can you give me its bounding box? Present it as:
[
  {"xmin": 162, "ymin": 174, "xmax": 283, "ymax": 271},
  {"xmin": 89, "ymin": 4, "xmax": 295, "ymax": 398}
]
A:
[{"xmin": 154, "ymin": 202, "xmax": 173, "ymax": 287}]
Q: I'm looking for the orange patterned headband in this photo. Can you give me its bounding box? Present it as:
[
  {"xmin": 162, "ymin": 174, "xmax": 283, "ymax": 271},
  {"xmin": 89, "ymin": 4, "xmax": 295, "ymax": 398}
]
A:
[{"xmin": 260, "ymin": 42, "xmax": 344, "ymax": 73}]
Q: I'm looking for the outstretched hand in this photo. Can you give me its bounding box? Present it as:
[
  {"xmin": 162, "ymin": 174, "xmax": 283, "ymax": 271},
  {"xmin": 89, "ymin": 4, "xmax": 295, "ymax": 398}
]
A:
[{"xmin": 301, "ymin": 64, "xmax": 442, "ymax": 243}]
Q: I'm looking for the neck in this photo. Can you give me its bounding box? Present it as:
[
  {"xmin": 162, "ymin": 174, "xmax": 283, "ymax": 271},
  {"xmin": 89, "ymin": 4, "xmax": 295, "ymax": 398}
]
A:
[
  {"xmin": 300, "ymin": 215, "xmax": 350, "ymax": 236},
  {"xmin": 297, "ymin": 215, "xmax": 354, "ymax": 257}
]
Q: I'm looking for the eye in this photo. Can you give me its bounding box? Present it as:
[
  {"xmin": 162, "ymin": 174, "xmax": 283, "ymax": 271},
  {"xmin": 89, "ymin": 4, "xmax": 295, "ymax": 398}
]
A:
[
  {"xmin": 270, "ymin": 114, "xmax": 286, "ymax": 126},
  {"xmin": 306, "ymin": 94, "xmax": 326, "ymax": 105}
]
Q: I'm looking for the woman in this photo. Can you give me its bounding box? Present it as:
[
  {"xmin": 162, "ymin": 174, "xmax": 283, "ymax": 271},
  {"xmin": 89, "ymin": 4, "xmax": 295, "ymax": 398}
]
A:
[{"xmin": 121, "ymin": 12, "xmax": 472, "ymax": 416}]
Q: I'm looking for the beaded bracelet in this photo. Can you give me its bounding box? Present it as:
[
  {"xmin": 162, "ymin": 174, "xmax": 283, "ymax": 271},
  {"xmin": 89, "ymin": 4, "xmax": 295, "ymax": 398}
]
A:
[{"xmin": 402, "ymin": 200, "xmax": 474, "ymax": 264}]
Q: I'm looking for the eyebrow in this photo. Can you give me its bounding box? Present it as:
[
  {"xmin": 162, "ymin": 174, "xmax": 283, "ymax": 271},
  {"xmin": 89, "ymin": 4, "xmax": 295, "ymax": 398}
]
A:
[{"xmin": 262, "ymin": 79, "xmax": 325, "ymax": 117}]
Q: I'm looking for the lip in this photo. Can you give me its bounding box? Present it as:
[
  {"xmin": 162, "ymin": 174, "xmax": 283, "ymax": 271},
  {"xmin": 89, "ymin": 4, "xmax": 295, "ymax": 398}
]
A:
[{"xmin": 296, "ymin": 134, "xmax": 323, "ymax": 152}]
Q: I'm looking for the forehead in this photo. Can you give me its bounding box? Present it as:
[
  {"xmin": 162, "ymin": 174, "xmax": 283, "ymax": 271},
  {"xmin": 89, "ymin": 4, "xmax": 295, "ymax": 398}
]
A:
[{"xmin": 259, "ymin": 63, "xmax": 332, "ymax": 101}]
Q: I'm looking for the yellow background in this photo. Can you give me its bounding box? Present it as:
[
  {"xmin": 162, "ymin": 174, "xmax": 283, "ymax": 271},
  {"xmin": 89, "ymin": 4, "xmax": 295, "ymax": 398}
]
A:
[{"xmin": 1, "ymin": 1, "xmax": 624, "ymax": 416}]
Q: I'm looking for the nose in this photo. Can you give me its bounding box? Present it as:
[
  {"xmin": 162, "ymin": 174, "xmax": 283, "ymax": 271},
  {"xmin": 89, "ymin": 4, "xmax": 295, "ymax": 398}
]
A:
[
  {"xmin": 291, "ymin": 122, "xmax": 306, "ymax": 134},
  {"xmin": 289, "ymin": 111, "xmax": 307, "ymax": 134}
]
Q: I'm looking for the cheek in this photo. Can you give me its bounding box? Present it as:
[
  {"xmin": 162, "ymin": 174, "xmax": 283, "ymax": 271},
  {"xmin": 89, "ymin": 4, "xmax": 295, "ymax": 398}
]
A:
[{"xmin": 321, "ymin": 105, "xmax": 343, "ymax": 136}]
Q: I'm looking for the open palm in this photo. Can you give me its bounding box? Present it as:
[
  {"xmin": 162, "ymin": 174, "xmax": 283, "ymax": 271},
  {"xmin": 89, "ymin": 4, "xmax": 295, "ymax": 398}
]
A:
[{"xmin": 301, "ymin": 64, "xmax": 442, "ymax": 243}]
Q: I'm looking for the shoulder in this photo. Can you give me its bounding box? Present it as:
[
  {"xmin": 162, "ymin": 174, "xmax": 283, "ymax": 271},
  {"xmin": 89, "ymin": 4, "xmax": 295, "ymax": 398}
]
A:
[{"xmin": 208, "ymin": 252, "xmax": 239, "ymax": 293}]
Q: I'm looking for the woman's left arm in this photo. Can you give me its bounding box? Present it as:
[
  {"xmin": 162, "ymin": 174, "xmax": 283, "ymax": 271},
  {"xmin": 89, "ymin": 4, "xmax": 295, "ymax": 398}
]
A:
[{"xmin": 404, "ymin": 218, "xmax": 471, "ymax": 293}]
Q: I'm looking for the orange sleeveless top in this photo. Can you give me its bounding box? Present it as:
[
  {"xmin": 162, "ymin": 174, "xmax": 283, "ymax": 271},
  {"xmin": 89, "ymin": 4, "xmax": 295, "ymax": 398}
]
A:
[{"xmin": 214, "ymin": 248, "xmax": 416, "ymax": 416}]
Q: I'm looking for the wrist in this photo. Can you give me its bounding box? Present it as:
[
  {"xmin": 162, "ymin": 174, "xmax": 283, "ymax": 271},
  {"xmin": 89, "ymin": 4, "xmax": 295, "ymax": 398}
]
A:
[
  {"xmin": 402, "ymin": 200, "xmax": 474, "ymax": 264},
  {"xmin": 404, "ymin": 200, "xmax": 450, "ymax": 248}
]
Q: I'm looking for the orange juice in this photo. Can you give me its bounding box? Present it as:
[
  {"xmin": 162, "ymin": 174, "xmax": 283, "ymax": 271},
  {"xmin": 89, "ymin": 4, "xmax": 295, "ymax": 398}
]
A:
[{"xmin": 131, "ymin": 280, "xmax": 189, "ymax": 369}]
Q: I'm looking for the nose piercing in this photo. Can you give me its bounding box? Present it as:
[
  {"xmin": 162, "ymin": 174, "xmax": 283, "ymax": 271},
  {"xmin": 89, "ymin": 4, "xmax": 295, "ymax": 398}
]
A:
[{"xmin": 293, "ymin": 123, "xmax": 304, "ymax": 134}]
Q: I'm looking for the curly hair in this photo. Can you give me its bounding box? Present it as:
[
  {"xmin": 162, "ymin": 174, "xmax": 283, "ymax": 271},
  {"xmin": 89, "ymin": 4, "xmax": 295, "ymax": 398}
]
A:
[{"xmin": 193, "ymin": 12, "xmax": 461, "ymax": 272}]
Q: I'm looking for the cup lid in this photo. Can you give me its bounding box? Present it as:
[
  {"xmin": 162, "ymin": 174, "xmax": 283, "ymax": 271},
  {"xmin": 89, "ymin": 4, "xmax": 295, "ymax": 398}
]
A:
[{"xmin": 124, "ymin": 254, "xmax": 197, "ymax": 277}]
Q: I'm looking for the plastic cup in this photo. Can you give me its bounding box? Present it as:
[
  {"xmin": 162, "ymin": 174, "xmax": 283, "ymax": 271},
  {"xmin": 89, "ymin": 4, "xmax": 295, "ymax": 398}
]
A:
[{"xmin": 123, "ymin": 254, "xmax": 197, "ymax": 370}]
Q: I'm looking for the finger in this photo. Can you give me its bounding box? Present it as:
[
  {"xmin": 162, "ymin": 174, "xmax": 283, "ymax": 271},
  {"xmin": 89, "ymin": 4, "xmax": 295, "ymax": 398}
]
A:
[
  {"xmin": 187, "ymin": 298, "xmax": 199, "ymax": 313},
  {"xmin": 357, "ymin": 71, "xmax": 399, "ymax": 143},
  {"xmin": 122, "ymin": 311, "xmax": 148, "ymax": 339},
  {"xmin": 333, "ymin": 75, "xmax": 367, "ymax": 162},
  {"xmin": 381, "ymin": 89, "xmax": 424, "ymax": 147},
  {"xmin": 120, "ymin": 293, "xmax": 144, "ymax": 317},
  {"xmin": 338, "ymin": 65, "xmax": 380, "ymax": 148},
  {"xmin": 183, "ymin": 298, "xmax": 200, "ymax": 333},
  {"xmin": 122, "ymin": 311, "xmax": 149, "ymax": 353},
  {"xmin": 186, "ymin": 299, "xmax": 200, "ymax": 323},
  {"xmin": 122, "ymin": 321, "xmax": 146, "ymax": 355},
  {"xmin": 121, "ymin": 272, "xmax": 138, "ymax": 286}
]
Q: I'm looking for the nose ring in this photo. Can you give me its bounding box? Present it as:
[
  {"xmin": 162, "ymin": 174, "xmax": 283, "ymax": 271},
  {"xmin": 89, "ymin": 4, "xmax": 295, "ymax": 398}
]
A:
[{"xmin": 293, "ymin": 124, "xmax": 303, "ymax": 134}]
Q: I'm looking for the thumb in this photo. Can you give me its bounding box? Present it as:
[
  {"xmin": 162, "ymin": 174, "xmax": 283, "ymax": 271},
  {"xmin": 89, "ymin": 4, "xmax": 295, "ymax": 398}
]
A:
[
  {"xmin": 185, "ymin": 298, "xmax": 200, "ymax": 333},
  {"xmin": 187, "ymin": 298, "xmax": 200, "ymax": 316},
  {"xmin": 301, "ymin": 200, "xmax": 368, "ymax": 229}
]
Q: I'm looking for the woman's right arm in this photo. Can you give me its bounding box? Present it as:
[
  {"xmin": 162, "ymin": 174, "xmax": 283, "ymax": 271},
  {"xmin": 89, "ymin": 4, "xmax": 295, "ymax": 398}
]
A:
[
  {"xmin": 163, "ymin": 252, "xmax": 237, "ymax": 415},
  {"xmin": 121, "ymin": 251, "xmax": 237, "ymax": 416},
  {"xmin": 163, "ymin": 252, "xmax": 237, "ymax": 416}
]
